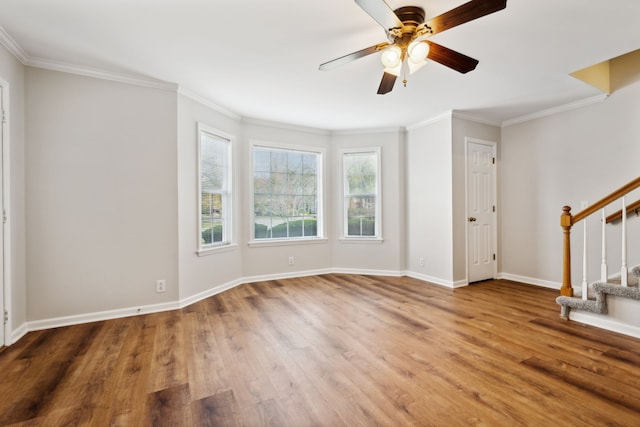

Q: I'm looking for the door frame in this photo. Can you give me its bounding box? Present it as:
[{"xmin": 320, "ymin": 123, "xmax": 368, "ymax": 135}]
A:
[
  {"xmin": 0, "ymin": 77, "xmax": 11, "ymax": 346},
  {"xmin": 464, "ymin": 137, "xmax": 497, "ymax": 283}
]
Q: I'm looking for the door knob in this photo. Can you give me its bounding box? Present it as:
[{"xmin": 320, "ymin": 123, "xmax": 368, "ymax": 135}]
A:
[{"xmin": 469, "ymin": 217, "xmax": 477, "ymax": 222}]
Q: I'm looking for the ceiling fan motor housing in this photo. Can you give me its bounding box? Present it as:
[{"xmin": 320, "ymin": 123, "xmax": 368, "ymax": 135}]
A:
[{"xmin": 394, "ymin": 6, "xmax": 426, "ymax": 27}]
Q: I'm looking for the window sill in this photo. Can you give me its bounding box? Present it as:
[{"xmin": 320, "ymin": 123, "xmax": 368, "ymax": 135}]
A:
[
  {"xmin": 248, "ymin": 237, "xmax": 329, "ymax": 248},
  {"xmin": 338, "ymin": 237, "xmax": 384, "ymax": 244},
  {"xmin": 197, "ymin": 243, "xmax": 238, "ymax": 257}
]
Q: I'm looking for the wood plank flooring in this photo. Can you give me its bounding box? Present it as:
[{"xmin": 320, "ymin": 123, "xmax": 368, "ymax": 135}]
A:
[{"xmin": 1, "ymin": 274, "xmax": 640, "ymax": 426}]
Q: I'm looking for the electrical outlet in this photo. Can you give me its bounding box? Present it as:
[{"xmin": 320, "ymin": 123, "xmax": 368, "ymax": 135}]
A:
[
  {"xmin": 288, "ymin": 256, "xmax": 294, "ymax": 266},
  {"xmin": 156, "ymin": 279, "xmax": 166, "ymax": 293},
  {"xmin": 419, "ymin": 257, "xmax": 425, "ymax": 267}
]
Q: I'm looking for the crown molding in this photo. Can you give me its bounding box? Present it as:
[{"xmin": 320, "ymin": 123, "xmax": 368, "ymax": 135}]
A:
[
  {"xmin": 27, "ymin": 56, "xmax": 178, "ymax": 91},
  {"xmin": 405, "ymin": 110, "xmax": 453, "ymax": 130},
  {"xmin": 0, "ymin": 25, "xmax": 28, "ymax": 64},
  {"xmin": 178, "ymin": 87, "xmax": 242, "ymax": 120},
  {"xmin": 452, "ymin": 111, "xmax": 501, "ymax": 127},
  {"xmin": 501, "ymin": 93, "xmax": 609, "ymax": 127},
  {"xmin": 241, "ymin": 116, "xmax": 331, "ymax": 136},
  {"xmin": 331, "ymin": 126, "xmax": 404, "ymax": 136}
]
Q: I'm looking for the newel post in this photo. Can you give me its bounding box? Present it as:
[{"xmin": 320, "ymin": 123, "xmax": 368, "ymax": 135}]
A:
[{"xmin": 560, "ymin": 206, "xmax": 574, "ymax": 297}]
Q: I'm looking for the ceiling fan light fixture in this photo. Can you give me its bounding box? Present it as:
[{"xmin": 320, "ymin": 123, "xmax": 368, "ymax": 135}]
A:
[
  {"xmin": 408, "ymin": 59, "xmax": 428, "ymax": 75},
  {"xmin": 384, "ymin": 62, "xmax": 402, "ymax": 77},
  {"xmin": 408, "ymin": 40, "xmax": 429, "ymax": 64},
  {"xmin": 381, "ymin": 45, "xmax": 402, "ymax": 68}
]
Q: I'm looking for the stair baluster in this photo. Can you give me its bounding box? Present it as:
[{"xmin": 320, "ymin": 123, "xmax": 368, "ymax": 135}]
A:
[
  {"xmin": 557, "ymin": 176, "xmax": 640, "ymax": 316},
  {"xmin": 601, "ymin": 209, "xmax": 607, "ymax": 283},
  {"xmin": 582, "ymin": 216, "xmax": 588, "ymax": 300},
  {"xmin": 621, "ymin": 196, "xmax": 628, "ymax": 287}
]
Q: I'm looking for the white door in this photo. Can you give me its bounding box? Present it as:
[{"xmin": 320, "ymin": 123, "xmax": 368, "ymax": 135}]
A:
[
  {"xmin": 467, "ymin": 139, "xmax": 496, "ymax": 283},
  {"xmin": 0, "ymin": 83, "xmax": 4, "ymax": 346}
]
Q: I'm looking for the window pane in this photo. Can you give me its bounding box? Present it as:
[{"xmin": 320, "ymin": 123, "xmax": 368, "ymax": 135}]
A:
[
  {"xmin": 201, "ymin": 133, "xmax": 229, "ymax": 192},
  {"xmin": 343, "ymin": 151, "xmax": 379, "ymax": 238},
  {"xmin": 199, "ymin": 128, "xmax": 231, "ymax": 248},
  {"xmin": 345, "ymin": 152, "xmax": 376, "ymax": 195},
  {"xmin": 302, "ymin": 153, "xmax": 317, "ymax": 175},
  {"xmin": 253, "ymin": 146, "xmax": 321, "ymax": 240},
  {"xmin": 347, "ymin": 196, "xmax": 376, "ymax": 236},
  {"xmin": 271, "ymin": 151, "xmax": 287, "ymax": 173}
]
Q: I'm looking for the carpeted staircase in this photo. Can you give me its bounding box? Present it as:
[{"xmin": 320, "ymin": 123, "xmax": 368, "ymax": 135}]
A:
[{"xmin": 556, "ymin": 265, "xmax": 640, "ymax": 317}]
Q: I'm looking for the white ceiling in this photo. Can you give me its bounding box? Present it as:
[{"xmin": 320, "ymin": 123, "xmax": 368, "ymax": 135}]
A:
[{"xmin": 1, "ymin": 0, "xmax": 639, "ymax": 131}]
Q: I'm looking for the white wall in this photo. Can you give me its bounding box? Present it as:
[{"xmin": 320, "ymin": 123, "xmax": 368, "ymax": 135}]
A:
[
  {"xmin": 451, "ymin": 117, "xmax": 500, "ymax": 282},
  {"xmin": 0, "ymin": 43, "xmax": 27, "ymax": 338},
  {"xmin": 240, "ymin": 121, "xmax": 333, "ymax": 278},
  {"xmin": 501, "ymin": 79, "xmax": 640, "ymax": 287},
  {"xmin": 177, "ymin": 94, "xmax": 243, "ymax": 300},
  {"xmin": 406, "ymin": 114, "xmax": 500, "ymax": 286},
  {"xmin": 406, "ymin": 117, "xmax": 454, "ymax": 284},
  {"xmin": 25, "ymin": 68, "xmax": 179, "ymax": 320},
  {"xmin": 330, "ymin": 129, "xmax": 406, "ymax": 273}
]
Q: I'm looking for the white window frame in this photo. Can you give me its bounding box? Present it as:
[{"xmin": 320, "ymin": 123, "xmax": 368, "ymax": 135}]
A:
[
  {"xmin": 249, "ymin": 140, "xmax": 326, "ymax": 247},
  {"xmin": 340, "ymin": 147, "xmax": 382, "ymax": 242},
  {"xmin": 197, "ymin": 123, "xmax": 234, "ymax": 255}
]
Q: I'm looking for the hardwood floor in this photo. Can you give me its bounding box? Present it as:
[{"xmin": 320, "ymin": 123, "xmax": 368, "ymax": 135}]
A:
[{"xmin": 1, "ymin": 274, "xmax": 640, "ymax": 426}]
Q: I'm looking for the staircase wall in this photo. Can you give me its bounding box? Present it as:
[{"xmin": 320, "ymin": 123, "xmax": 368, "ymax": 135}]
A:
[{"xmin": 500, "ymin": 72, "xmax": 640, "ymax": 332}]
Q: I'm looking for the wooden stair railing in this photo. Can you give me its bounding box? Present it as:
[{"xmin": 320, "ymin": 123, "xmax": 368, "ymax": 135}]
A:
[
  {"xmin": 606, "ymin": 198, "xmax": 640, "ymax": 223},
  {"xmin": 560, "ymin": 176, "xmax": 640, "ymax": 297}
]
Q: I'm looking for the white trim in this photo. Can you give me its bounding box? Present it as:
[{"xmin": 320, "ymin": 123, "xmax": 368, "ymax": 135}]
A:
[
  {"xmin": 501, "ymin": 94, "xmax": 609, "ymax": 127},
  {"xmin": 248, "ymin": 237, "xmax": 328, "ymax": 248},
  {"xmin": 178, "ymin": 278, "xmax": 245, "ymax": 308},
  {"xmin": 249, "ymin": 140, "xmax": 326, "ymax": 242},
  {"xmin": 338, "ymin": 237, "xmax": 384, "ymax": 244},
  {"xmin": 331, "ymin": 268, "xmax": 403, "ymax": 277},
  {"xmin": 340, "ymin": 147, "xmax": 382, "ymax": 240},
  {"xmin": 196, "ymin": 243, "xmax": 238, "ymax": 257},
  {"xmin": 178, "ymin": 87, "xmax": 241, "ymax": 120},
  {"xmin": 452, "ymin": 111, "xmax": 501, "ymax": 127},
  {"xmin": 197, "ymin": 123, "xmax": 234, "ymax": 252},
  {"xmin": 0, "ymin": 77, "xmax": 11, "ymax": 346},
  {"xmin": 15, "ymin": 268, "xmax": 640, "ymax": 344},
  {"xmin": 27, "ymin": 301, "xmax": 181, "ymax": 332},
  {"xmin": 0, "ymin": 25, "xmax": 28, "ymax": 64},
  {"xmin": 27, "ymin": 57, "xmax": 178, "ymax": 91},
  {"xmin": 242, "ymin": 117, "xmax": 330, "ymax": 136},
  {"xmin": 498, "ymin": 272, "xmax": 561, "ymax": 290},
  {"xmin": 404, "ymin": 271, "xmax": 464, "ymax": 288},
  {"xmin": 331, "ymin": 127, "xmax": 403, "ymax": 136},
  {"xmin": 465, "ymin": 138, "xmax": 498, "ymax": 283},
  {"xmin": 11, "ymin": 322, "xmax": 27, "ymax": 343},
  {"xmin": 405, "ymin": 110, "xmax": 453, "ymax": 131},
  {"xmin": 242, "ymin": 268, "xmax": 335, "ymax": 284},
  {"xmin": 569, "ymin": 311, "xmax": 640, "ymax": 340}
]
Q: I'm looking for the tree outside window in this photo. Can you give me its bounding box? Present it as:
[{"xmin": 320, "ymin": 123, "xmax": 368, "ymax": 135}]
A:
[
  {"xmin": 343, "ymin": 149, "xmax": 380, "ymax": 238},
  {"xmin": 199, "ymin": 126, "xmax": 231, "ymax": 248},
  {"xmin": 253, "ymin": 146, "xmax": 321, "ymax": 240}
]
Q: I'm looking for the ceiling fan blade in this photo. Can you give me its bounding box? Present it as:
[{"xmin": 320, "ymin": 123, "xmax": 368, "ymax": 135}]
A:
[
  {"xmin": 319, "ymin": 43, "xmax": 388, "ymax": 71},
  {"xmin": 427, "ymin": 0, "xmax": 507, "ymax": 35},
  {"xmin": 355, "ymin": 0, "xmax": 403, "ymax": 31},
  {"xmin": 377, "ymin": 72, "xmax": 397, "ymax": 94},
  {"xmin": 426, "ymin": 42, "xmax": 479, "ymax": 74}
]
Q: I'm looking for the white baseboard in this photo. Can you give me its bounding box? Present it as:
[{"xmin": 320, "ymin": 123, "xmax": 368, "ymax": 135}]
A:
[
  {"xmin": 10, "ymin": 269, "xmax": 561, "ymax": 343},
  {"xmin": 241, "ymin": 268, "xmax": 334, "ymax": 285},
  {"xmin": 11, "ymin": 322, "xmax": 28, "ymax": 344},
  {"xmin": 179, "ymin": 278, "xmax": 245, "ymax": 308},
  {"xmin": 498, "ymin": 272, "xmax": 561, "ymax": 290},
  {"xmin": 570, "ymin": 311, "xmax": 640, "ymax": 340},
  {"xmin": 26, "ymin": 300, "xmax": 181, "ymax": 333},
  {"xmin": 332, "ymin": 267, "xmax": 404, "ymax": 277},
  {"xmin": 404, "ymin": 271, "xmax": 460, "ymax": 288}
]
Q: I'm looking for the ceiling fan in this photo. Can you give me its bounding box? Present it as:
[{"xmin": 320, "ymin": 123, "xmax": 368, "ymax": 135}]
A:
[{"xmin": 319, "ymin": 0, "xmax": 507, "ymax": 94}]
